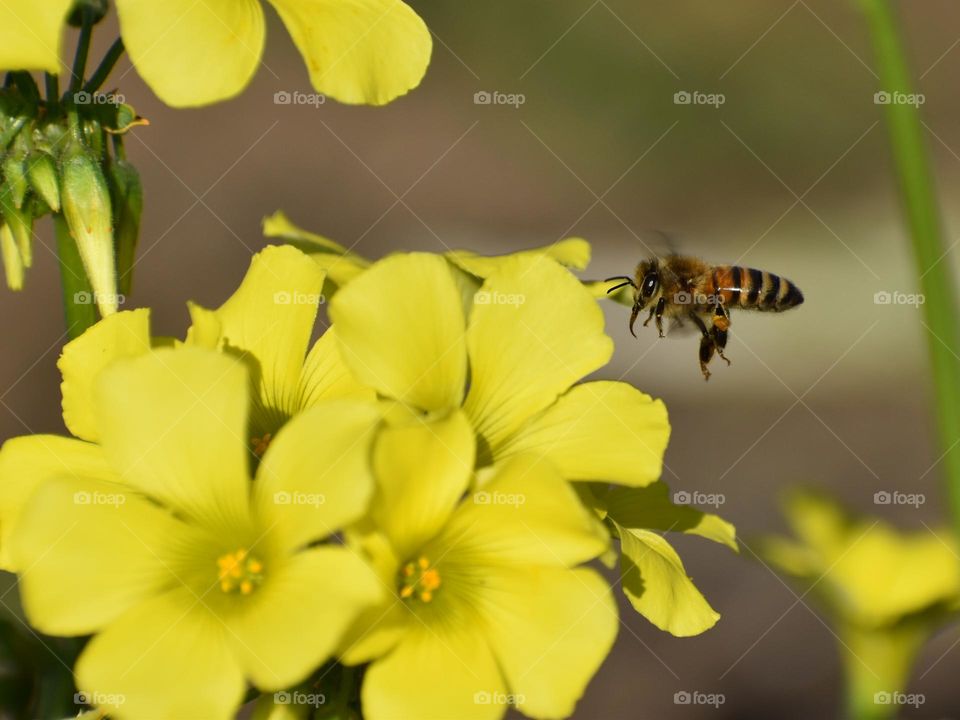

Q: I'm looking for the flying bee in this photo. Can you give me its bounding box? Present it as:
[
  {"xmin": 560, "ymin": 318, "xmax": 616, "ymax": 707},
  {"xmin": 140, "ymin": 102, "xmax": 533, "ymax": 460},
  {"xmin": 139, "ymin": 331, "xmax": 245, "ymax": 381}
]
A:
[{"xmin": 606, "ymin": 256, "xmax": 804, "ymax": 380}]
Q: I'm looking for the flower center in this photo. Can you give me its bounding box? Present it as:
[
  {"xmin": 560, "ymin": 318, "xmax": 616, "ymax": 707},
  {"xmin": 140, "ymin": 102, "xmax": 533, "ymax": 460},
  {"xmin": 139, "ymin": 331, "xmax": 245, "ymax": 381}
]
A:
[
  {"xmin": 399, "ymin": 555, "xmax": 441, "ymax": 603},
  {"xmin": 250, "ymin": 433, "xmax": 273, "ymax": 458},
  {"xmin": 217, "ymin": 548, "xmax": 264, "ymax": 595}
]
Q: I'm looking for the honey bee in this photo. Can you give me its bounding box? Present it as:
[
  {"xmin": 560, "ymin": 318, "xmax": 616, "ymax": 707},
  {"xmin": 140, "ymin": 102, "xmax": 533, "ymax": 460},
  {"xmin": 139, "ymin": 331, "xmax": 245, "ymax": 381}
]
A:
[{"xmin": 606, "ymin": 256, "xmax": 804, "ymax": 380}]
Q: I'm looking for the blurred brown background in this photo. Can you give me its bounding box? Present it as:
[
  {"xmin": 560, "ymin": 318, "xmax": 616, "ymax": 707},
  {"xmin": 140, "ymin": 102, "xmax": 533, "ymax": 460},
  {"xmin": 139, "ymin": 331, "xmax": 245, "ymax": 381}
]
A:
[{"xmin": 4, "ymin": 0, "xmax": 960, "ymax": 717}]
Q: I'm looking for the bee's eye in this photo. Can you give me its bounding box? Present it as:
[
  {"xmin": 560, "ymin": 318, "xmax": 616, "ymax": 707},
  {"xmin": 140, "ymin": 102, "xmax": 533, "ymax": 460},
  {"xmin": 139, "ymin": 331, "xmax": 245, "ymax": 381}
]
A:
[{"xmin": 642, "ymin": 274, "xmax": 658, "ymax": 297}]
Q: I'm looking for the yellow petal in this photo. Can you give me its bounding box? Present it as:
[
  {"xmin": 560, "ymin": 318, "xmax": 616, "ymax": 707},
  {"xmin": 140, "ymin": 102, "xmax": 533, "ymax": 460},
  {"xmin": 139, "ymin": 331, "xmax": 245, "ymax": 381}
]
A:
[
  {"xmin": 441, "ymin": 455, "xmax": 608, "ymax": 568},
  {"xmin": 253, "ymin": 399, "xmax": 380, "ymax": 552},
  {"xmin": 617, "ymin": 524, "xmax": 720, "ymax": 636},
  {"xmin": 76, "ymin": 588, "xmax": 246, "ymax": 720},
  {"xmin": 446, "ymin": 237, "xmax": 592, "ymax": 279},
  {"xmin": 94, "ymin": 348, "xmax": 251, "ymax": 532},
  {"xmin": 297, "ymin": 328, "xmax": 375, "ymax": 408},
  {"xmin": 464, "ymin": 257, "xmax": 613, "ymax": 455},
  {"xmin": 0, "ymin": 0, "xmax": 71, "ymax": 72},
  {"xmin": 0, "ymin": 435, "xmax": 115, "ymax": 571},
  {"xmin": 226, "ymin": 547, "xmax": 381, "ymax": 689},
  {"xmin": 330, "ymin": 253, "xmax": 467, "ymax": 412},
  {"xmin": 13, "ymin": 477, "xmax": 190, "ymax": 635},
  {"xmin": 363, "ymin": 624, "xmax": 505, "ymax": 720},
  {"xmin": 481, "ymin": 567, "xmax": 616, "ymax": 719},
  {"xmin": 58, "ymin": 309, "xmax": 151, "ymax": 442},
  {"xmin": 496, "ymin": 381, "xmax": 670, "ymax": 486},
  {"xmin": 114, "ymin": 0, "xmax": 265, "ymax": 108},
  {"xmin": 371, "ymin": 411, "xmax": 474, "ymax": 559},
  {"xmin": 189, "ymin": 245, "xmax": 326, "ymax": 437},
  {"xmin": 603, "ymin": 482, "xmax": 738, "ymax": 552},
  {"xmin": 262, "ymin": 211, "xmax": 370, "ymax": 297},
  {"xmin": 267, "ymin": 0, "xmax": 432, "ymax": 106}
]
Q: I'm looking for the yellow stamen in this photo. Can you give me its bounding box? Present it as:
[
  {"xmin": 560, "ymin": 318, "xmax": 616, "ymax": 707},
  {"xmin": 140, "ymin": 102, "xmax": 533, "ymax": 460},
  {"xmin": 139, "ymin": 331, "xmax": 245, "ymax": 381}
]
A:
[
  {"xmin": 398, "ymin": 556, "xmax": 442, "ymax": 604},
  {"xmin": 217, "ymin": 548, "xmax": 264, "ymax": 595}
]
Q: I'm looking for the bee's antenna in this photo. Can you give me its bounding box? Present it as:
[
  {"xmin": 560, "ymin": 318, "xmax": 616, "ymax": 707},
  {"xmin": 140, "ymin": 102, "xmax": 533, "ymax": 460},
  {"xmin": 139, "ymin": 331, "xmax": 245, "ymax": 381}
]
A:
[{"xmin": 604, "ymin": 276, "xmax": 636, "ymax": 294}]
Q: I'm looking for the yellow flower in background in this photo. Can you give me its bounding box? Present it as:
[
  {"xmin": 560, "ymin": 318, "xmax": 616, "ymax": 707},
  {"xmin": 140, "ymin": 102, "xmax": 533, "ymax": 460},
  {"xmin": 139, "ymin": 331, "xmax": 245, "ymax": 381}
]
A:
[
  {"xmin": 0, "ymin": 1, "xmax": 73, "ymax": 73},
  {"xmin": 760, "ymin": 489, "xmax": 960, "ymax": 718},
  {"xmin": 10, "ymin": 349, "xmax": 382, "ymax": 720},
  {"xmin": 0, "ymin": 0, "xmax": 431, "ymax": 107},
  {"xmin": 342, "ymin": 412, "xmax": 617, "ymax": 720},
  {"xmin": 330, "ymin": 251, "xmax": 670, "ymax": 486},
  {"xmin": 117, "ymin": 0, "xmax": 432, "ymax": 107}
]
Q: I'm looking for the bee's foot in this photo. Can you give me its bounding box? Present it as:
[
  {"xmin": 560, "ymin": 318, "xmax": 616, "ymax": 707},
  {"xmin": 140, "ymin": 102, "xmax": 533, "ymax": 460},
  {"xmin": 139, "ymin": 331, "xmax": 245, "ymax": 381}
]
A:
[
  {"xmin": 700, "ymin": 363, "xmax": 711, "ymax": 381},
  {"xmin": 717, "ymin": 350, "xmax": 732, "ymax": 366},
  {"xmin": 658, "ymin": 330, "xmax": 665, "ymax": 338}
]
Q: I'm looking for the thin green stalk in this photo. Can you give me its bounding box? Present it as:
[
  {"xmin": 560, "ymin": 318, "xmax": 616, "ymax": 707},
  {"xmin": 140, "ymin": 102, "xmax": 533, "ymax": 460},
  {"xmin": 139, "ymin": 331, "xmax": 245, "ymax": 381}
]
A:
[
  {"xmin": 83, "ymin": 37, "xmax": 125, "ymax": 94},
  {"xmin": 44, "ymin": 72, "xmax": 59, "ymax": 117},
  {"xmin": 858, "ymin": 2, "xmax": 960, "ymax": 527},
  {"xmin": 53, "ymin": 214, "xmax": 97, "ymax": 339},
  {"xmin": 68, "ymin": 8, "xmax": 95, "ymax": 94}
]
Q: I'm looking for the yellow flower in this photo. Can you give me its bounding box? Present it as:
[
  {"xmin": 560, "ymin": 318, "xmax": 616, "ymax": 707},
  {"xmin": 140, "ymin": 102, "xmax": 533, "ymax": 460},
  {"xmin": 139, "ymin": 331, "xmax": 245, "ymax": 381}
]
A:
[
  {"xmin": 9, "ymin": 348, "xmax": 383, "ymax": 719},
  {"xmin": 59, "ymin": 244, "xmax": 370, "ymax": 444},
  {"xmin": 263, "ymin": 210, "xmax": 591, "ymax": 303},
  {"xmin": 0, "ymin": 0, "xmax": 431, "ymax": 107},
  {"xmin": 761, "ymin": 489, "xmax": 960, "ymax": 717},
  {"xmin": 120, "ymin": 0, "xmax": 432, "ymax": 107},
  {"xmin": 0, "ymin": 1, "xmax": 73, "ymax": 73},
  {"xmin": 343, "ymin": 412, "xmax": 617, "ymax": 719},
  {"xmin": 329, "ymin": 251, "xmax": 671, "ymax": 487}
]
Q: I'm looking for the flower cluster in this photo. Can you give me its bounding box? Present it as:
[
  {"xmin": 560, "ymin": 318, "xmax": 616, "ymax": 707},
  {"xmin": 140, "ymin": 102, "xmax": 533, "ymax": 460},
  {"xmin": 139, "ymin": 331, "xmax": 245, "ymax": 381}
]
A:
[{"xmin": 0, "ymin": 242, "xmax": 736, "ymax": 718}]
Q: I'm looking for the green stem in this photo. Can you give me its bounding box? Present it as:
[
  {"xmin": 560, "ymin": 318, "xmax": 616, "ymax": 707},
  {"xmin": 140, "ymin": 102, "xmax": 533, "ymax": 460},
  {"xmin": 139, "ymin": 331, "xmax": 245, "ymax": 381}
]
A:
[
  {"xmin": 44, "ymin": 72, "xmax": 59, "ymax": 117},
  {"xmin": 53, "ymin": 214, "xmax": 97, "ymax": 339},
  {"xmin": 83, "ymin": 37, "xmax": 125, "ymax": 94},
  {"xmin": 859, "ymin": 3, "xmax": 960, "ymax": 523},
  {"xmin": 68, "ymin": 8, "xmax": 95, "ymax": 94}
]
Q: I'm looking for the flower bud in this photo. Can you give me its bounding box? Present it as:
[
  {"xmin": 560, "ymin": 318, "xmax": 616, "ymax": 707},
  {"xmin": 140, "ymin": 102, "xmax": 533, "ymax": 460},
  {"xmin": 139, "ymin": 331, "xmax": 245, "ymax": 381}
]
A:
[
  {"xmin": 0, "ymin": 223, "xmax": 23, "ymax": 291},
  {"xmin": 26, "ymin": 151, "xmax": 60, "ymax": 212},
  {"xmin": 106, "ymin": 157, "xmax": 143, "ymax": 296},
  {"xmin": 59, "ymin": 138, "xmax": 117, "ymax": 315},
  {"xmin": 0, "ymin": 184, "xmax": 32, "ymax": 268},
  {"xmin": 2, "ymin": 150, "xmax": 28, "ymax": 209}
]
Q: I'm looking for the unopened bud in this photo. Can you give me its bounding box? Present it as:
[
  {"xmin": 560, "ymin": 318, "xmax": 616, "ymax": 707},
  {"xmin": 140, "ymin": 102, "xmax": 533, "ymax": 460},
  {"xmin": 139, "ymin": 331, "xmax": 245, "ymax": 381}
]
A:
[
  {"xmin": 26, "ymin": 151, "xmax": 60, "ymax": 212},
  {"xmin": 0, "ymin": 223, "xmax": 23, "ymax": 290},
  {"xmin": 59, "ymin": 138, "xmax": 116, "ymax": 315},
  {"xmin": 0, "ymin": 184, "xmax": 32, "ymax": 268},
  {"xmin": 106, "ymin": 158, "xmax": 142, "ymax": 296},
  {"xmin": 2, "ymin": 152, "xmax": 28, "ymax": 209}
]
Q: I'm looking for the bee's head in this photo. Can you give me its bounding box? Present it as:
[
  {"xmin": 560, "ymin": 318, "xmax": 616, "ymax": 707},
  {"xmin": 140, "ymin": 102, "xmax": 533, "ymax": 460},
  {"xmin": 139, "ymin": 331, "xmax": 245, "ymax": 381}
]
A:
[
  {"xmin": 605, "ymin": 257, "xmax": 662, "ymax": 338},
  {"xmin": 634, "ymin": 258, "xmax": 662, "ymax": 308}
]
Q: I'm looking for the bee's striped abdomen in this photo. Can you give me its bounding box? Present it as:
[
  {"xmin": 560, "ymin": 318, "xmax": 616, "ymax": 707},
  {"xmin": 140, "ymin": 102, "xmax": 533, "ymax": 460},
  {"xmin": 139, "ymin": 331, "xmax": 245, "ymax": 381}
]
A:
[{"xmin": 711, "ymin": 266, "xmax": 804, "ymax": 312}]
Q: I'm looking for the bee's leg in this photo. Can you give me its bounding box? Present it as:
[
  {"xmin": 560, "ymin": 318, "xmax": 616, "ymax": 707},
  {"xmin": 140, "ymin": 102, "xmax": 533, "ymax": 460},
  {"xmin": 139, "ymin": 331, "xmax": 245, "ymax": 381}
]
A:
[
  {"xmin": 689, "ymin": 311, "xmax": 713, "ymax": 380},
  {"xmin": 654, "ymin": 297, "xmax": 666, "ymax": 337},
  {"xmin": 642, "ymin": 307, "xmax": 655, "ymax": 327},
  {"xmin": 711, "ymin": 303, "xmax": 732, "ymax": 366}
]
